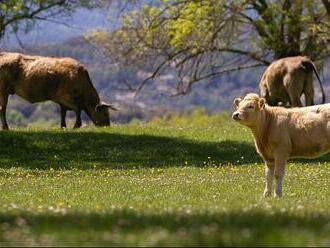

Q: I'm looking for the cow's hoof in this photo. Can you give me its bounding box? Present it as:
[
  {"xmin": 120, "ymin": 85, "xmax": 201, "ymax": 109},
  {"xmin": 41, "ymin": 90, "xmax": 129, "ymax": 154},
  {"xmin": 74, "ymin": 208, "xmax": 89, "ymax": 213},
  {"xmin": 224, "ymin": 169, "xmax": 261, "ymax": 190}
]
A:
[
  {"xmin": 275, "ymin": 192, "xmax": 283, "ymax": 198},
  {"xmin": 263, "ymin": 190, "xmax": 272, "ymax": 197},
  {"xmin": 73, "ymin": 122, "xmax": 81, "ymax": 129}
]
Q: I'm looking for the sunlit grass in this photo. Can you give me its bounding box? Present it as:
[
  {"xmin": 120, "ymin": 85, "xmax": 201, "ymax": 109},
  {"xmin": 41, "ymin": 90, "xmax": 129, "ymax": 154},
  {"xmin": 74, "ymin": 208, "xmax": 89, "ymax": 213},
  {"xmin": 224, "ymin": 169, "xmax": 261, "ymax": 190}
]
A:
[{"xmin": 0, "ymin": 113, "xmax": 329, "ymax": 246}]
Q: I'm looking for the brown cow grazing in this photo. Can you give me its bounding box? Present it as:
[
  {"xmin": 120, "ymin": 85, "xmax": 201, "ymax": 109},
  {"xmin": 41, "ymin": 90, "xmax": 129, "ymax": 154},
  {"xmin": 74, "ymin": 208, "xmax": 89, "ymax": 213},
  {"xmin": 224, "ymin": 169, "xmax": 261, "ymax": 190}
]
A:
[
  {"xmin": 259, "ymin": 56, "xmax": 325, "ymax": 107},
  {"xmin": 0, "ymin": 52, "xmax": 117, "ymax": 130},
  {"xmin": 232, "ymin": 93, "xmax": 330, "ymax": 197}
]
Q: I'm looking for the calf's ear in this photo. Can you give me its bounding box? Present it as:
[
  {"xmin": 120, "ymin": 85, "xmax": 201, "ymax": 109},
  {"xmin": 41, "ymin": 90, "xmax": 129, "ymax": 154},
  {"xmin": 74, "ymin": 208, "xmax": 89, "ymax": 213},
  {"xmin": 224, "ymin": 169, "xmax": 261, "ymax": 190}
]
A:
[
  {"xmin": 234, "ymin": 98, "xmax": 242, "ymax": 108},
  {"xmin": 259, "ymin": 98, "xmax": 265, "ymax": 110}
]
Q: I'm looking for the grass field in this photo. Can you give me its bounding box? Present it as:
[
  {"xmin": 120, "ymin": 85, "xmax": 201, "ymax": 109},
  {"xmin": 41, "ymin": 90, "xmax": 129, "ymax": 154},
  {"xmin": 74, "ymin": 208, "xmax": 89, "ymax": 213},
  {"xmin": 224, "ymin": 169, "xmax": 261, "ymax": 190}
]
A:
[{"xmin": 0, "ymin": 112, "xmax": 329, "ymax": 246}]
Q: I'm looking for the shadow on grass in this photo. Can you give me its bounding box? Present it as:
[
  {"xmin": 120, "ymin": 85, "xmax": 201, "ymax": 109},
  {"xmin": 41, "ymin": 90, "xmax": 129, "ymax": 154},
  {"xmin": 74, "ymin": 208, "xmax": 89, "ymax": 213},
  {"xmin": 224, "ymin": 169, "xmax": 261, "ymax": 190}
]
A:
[
  {"xmin": 0, "ymin": 210, "xmax": 329, "ymax": 246},
  {"xmin": 296, "ymin": 154, "xmax": 330, "ymax": 163},
  {"xmin": 0, "ymin": 131, "xmax": 260, "ymax": 169}
]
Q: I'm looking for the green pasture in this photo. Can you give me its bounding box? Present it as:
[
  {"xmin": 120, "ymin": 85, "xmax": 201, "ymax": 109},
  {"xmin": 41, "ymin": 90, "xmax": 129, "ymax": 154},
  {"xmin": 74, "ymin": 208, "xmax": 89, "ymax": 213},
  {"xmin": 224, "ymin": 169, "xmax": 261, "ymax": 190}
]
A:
[{"xmin": 0, "ymin": 112, "xmax": 329, "ymax": 246}]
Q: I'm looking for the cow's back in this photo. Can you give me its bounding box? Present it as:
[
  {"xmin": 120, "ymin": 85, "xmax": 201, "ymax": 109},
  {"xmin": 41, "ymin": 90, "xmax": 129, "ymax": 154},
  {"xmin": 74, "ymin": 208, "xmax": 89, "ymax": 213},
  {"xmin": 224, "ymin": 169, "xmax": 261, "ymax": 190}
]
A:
[
  {"xmin": 0, "ymin": 52, "xmax": 100, "ymax": 112},
  {"xmin": 0, "ymin": 53, "xmax": 21, "ymax": 84},
  {"xmin": 12, "ymin": 55, "xmax": 85, "ymax": 106},
  {"xmin": 264, "ymin": 56, "xmax": 311, "ymax": 84}
]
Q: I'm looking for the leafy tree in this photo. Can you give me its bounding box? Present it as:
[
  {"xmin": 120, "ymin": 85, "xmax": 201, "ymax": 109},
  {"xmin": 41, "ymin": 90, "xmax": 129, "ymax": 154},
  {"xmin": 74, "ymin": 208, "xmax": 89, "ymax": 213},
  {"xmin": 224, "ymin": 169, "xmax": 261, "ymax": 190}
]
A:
[
  {"xmin": 323, "ymin": 0, "xmax": 330, "ymax": 16},
  {"xmin": 0, "ymin": 0, "xmax": 104, "ymax": 41},
  {"xmin": 90, "ymin": 0, "xmax": 330, "ymax": 94}
]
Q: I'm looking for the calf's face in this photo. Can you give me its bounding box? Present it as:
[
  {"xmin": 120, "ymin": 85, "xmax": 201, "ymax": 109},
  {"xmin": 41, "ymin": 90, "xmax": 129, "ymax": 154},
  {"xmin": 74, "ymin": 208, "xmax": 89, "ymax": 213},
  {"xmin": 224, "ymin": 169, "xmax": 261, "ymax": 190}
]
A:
[{"xmin": 232, "ymin": 94, "xmax": 265, "ymax": 126}]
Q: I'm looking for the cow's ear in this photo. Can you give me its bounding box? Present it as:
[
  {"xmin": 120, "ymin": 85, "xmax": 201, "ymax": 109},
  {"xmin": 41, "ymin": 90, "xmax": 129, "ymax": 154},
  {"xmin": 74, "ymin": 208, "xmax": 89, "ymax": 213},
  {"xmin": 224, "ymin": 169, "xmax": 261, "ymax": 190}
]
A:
[
  {"xmin": 234, "ymin": 98, "xmax": 242, "ymax": 108},
  {"xmin": 95, "ymin": 102, "xmax": 118, "ymax": 111},
  {"xmin": 259, "ymin": 98, "xmax": 265, "ymax": 110}
]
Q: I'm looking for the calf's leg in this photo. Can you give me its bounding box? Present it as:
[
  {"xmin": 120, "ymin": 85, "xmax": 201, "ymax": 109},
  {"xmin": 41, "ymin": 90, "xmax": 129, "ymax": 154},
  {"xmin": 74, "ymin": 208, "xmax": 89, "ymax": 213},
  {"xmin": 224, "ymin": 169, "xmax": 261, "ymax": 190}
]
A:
[
  {"xmin": 274, "ymin": 154, "xmax": 287, "ymax": 197},
  {"xmin": 264, "ymin": 161, "xmax": 275, "ymax": 197}
]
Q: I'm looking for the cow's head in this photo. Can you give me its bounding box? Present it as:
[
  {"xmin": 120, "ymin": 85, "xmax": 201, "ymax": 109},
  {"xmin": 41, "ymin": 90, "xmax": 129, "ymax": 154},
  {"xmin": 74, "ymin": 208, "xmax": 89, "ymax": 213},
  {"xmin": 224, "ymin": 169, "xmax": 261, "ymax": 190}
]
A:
[
  {"xmin": 91, "ymin": 101, "xmax": 118, "ymax": 127},
  {"xmin": 232, "ymin": 93, "xmax": 265, "ymax": 126}
]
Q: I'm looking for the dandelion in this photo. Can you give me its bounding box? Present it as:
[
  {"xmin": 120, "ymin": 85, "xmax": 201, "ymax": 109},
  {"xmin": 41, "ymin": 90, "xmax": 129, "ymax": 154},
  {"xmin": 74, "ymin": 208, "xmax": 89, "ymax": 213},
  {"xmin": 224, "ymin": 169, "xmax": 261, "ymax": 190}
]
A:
[
  {"xmin": 9, "ymin": 203, "xmax": 18, "ymax": 209},
  {"xmin": 296, "ymin": 205, "xmax": 304, "ymax": 210}
]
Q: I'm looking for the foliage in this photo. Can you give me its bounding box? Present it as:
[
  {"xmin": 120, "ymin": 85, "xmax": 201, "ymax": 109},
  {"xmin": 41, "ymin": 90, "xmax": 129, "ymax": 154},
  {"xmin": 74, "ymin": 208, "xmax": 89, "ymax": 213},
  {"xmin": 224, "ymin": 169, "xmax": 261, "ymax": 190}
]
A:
[
  {"xmin": 0, "ymin": 0, "xmax": 105, "ymax": 41},
  {"xmin": 148, "ymin": 108, "xmax": 230, "ymax": 127},
  {"xmin": 0, "ymin": 117, "xmax": 330, "ymax": 245},
  {"xmin": 90, "ymin": 0, "xmax": 330, "ymax": 94},
  {"xmin": 322, "ymin": 0, "xmax": 330, "ymax": 16}
]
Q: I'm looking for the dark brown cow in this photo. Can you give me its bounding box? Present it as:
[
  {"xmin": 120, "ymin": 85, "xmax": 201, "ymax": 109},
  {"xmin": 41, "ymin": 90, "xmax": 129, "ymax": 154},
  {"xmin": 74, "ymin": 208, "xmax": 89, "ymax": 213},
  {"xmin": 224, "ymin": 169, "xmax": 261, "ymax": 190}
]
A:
[{"xmin": 0, "ymin": 52, "xmax": 117, "ymax": 129}]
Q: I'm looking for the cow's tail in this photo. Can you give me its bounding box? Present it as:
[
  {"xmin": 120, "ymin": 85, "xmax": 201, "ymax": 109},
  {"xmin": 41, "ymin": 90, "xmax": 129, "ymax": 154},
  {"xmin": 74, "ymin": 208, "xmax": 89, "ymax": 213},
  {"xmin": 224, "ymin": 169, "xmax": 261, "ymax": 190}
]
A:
[
  {"xmin": 301, "ymin": 60, "xmax": 326, "ymax": 104},
  {"xmin": 311, "ymin": 62, "xmax": 326, "ymax": 104}
]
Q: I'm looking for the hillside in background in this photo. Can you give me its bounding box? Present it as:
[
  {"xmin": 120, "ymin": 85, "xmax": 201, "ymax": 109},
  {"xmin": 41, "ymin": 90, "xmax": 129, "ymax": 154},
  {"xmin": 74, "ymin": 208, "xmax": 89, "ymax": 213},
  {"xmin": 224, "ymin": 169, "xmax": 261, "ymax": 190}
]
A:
[
  {"xmin": 0, "ymin": 8, "xmax": 330, "ymax": 127},
  {"xmin": 1, "ymin": 35, "xmax": 265, "ymax": 127}
]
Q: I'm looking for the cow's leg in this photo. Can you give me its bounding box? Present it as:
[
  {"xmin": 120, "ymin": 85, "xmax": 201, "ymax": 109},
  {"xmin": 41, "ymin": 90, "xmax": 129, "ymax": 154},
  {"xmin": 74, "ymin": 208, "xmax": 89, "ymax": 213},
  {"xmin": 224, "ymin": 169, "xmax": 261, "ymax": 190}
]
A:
[
  {"xmin": 304, "ymin": 72, "xmax": 314, "ymax": 106},
  {"xmin": 284, "ymin": 75, "xmax": 303, "ymax": 107},
  {"xmin": 274, "ymin": 154, "xmax": 287, "ymax": 197},
  {"xmin": 263, "ymin": 161, "xmax": 275, "ymax": 197},
  {"xmin": 288, "ymin": 93, "xmax": 302, "ymax": 107},
  {"xmin": 0, "ymin": 93, "xmax": 9, "ymax": 130},
  {"xmin": 60, "ymin": 104, "xmax": 67, "ymax": 128},
  {"xmin": 259, "ymin": 83, "xmax": 269, "ymax": 101},
  {"xmin": 73, "ymin": 110, "xmax": 82, "ymax": 128}
]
